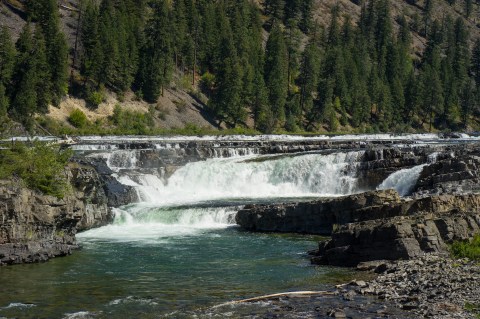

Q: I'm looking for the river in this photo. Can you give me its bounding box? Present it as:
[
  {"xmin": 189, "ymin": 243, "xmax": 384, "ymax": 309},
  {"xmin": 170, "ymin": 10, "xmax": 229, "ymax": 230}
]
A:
[{"xmin": 0, "ymin": 134, "xmax": 468, "ymax": 318}]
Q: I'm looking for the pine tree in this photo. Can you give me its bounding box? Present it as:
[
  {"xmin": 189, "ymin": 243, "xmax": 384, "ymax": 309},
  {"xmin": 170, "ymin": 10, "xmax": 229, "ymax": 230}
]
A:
[
  {"xmin": 33, "ymin": 27, "xmax": 52, "ymax": 114},
  {"xmin": 136, "ymin": 0, "xmax": 173, "ymax": 102},
  {"xmin": 0, "ymin": 82, "xmax": 7, "ymax": 119},
  {"xmin": 10, "ymin": 24, "xmax": 37, "ymax": 130},
  {"xmin": 264, "ymin": 22, "xmax": 288, "ymax": 130},
  {"xmin": 465, "ymin": 0, "xmax": 473, "ymax": 17},
  {"xmin": 173, "ymin": 0, "xmax": 188, "ymax": 70},
  {"xmin": 472, "ymin": 39, "xmax": 480, "ymax": 87},
  {"xmin": 264, "ymin": 0, "xmax": 285, "ymax": 24},
  {"xmin": 299, "ymin": 0, "xmax": 314, "ymax": 33},
  {"xmin": 209, "ymin": 9, "xmax": 245, "ymax": 127},
  {"xmin": 423, "ymin": 0, "xmax": 434, "ymax": 37},
  {"xmin": 0, "ymin": 26, "xmax": 15, "ymax": 90},
  {"xmin": 26, "ymin": 0, "xmax": 69, "ymax": 106},
  {"xmin": 299, "ymin": 42, "xmax": 320, "ymax": 129},
  {"xmin": 419, "ymin": 46, "xmax": 444, "ymax": 131},
  {"xmin": 81, "ymin": 0, "xmax": 103, "ymax": 85}
]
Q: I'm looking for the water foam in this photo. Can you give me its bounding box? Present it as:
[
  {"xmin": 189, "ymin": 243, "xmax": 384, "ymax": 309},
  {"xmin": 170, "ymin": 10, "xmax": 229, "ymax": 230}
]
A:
[
  {"xmin": 77, "ymin": 206, "xmax": 237, "ymax": 241},
  {"xmin": 122, "ymin": 152, "xmax": 363, "ymax": 206},
  {"xmin": 377, "ymin": 164, "xmax": 426, "ymax": 196}
]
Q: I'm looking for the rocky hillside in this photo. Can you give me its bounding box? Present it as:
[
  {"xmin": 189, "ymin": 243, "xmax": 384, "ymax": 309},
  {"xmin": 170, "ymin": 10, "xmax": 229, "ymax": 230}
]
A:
[{"xmin": 0, "ymin": 0, "xmax": 480, "ymax": 131}]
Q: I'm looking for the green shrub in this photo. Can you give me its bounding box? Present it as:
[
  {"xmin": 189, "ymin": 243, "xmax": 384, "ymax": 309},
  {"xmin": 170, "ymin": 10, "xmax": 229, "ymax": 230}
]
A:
[
  {"xmin": 68, "ymin": 109, "xmax": 89, "ymax": 128},
  {"xmin": 450, "ymin": 235, "xmax": 480, "ymax": 260},
  {"xmin": 174, "ymin": 100, "xmax": 188, "ymax": 113},
  {"xmin": 465, "ymin": 303, "xmax": 480, "ymax": 318},
  {"xmin": 0, "ymin": 141, "xmax": 73, "ymax": 198},
  {"xmin": 86, "ymin": 89, "xmax": 105, "ymax": 108},
  {"xmin": 110, "ymin": 105, "xmax": 154, "ymax": 135},
  {"xmin": 199, "ymin": 72, "xmax": 215, "ymax": 97}
]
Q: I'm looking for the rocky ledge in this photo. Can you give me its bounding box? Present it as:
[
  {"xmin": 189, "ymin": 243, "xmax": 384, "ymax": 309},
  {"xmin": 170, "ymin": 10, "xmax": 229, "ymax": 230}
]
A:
[
  {"xmin": 237, "ymin": 151, "xmax": 480, "ymax": 267},
  {"xmin": 0, "ymin": 162, "xmax": 136, "ymax": 265}
]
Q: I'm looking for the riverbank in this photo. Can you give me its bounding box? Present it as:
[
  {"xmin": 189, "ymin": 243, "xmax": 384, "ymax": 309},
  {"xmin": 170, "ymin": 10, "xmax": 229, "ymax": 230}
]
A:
[
  {"xmin": 2, "ymin": 134, "xmax": 480, "ymax": 318},
  {"xmin": 198, "ymin": 253, "xmax": 478, "ymax": 318}
]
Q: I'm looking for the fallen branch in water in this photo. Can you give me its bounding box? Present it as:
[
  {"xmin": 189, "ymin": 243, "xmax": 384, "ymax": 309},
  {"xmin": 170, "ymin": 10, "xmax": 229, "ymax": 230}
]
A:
[{"xmin": 213, "ymin": 291, "xmax": 336, "ymax": 308}]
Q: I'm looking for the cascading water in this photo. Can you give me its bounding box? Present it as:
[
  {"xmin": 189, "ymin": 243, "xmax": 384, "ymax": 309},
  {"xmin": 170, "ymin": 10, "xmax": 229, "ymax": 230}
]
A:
[
  {"xmin": 377, "ymin": 151, "xmax": 441, "ymax": 196},
  {"xmin": 82, "ymin": 149, "xmax": 364, "ymax": 238},
  {"xmin": 111, "ymin": 151, "xmax": 364, "ymax": 206},
  {"xmin": 3, "ymin": 136, "xmax": 457, "ymax": 319},
  {"xmin": 377, "ymin": 164, "xmax": 427, "ymax": 196}
]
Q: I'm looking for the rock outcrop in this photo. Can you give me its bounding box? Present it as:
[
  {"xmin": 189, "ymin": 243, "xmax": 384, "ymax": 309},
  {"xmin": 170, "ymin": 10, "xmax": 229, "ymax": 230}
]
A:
[
  {"xmin": 312, "ymin": 209, "xmax": 480, "ymax": 266},
  {"xmin": 236, "ymin": 190, "xmax": 403, "ymax": 235},
  {"xmin": 0, "ymin": 163, "xmax": 119, "ymax": 265},
  {"xmin": 237, "ymin": 189, "xmax": 480, "ymax": 266},
  {"xmin": 413, "ymin": 154, "xmax": 480, "ymax": 195}
]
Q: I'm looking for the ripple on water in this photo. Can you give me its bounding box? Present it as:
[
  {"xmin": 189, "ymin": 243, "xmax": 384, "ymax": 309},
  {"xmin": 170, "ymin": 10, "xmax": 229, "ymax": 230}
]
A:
[
  {"xmin": 63, "ymin": 311, "xmax": 97, "ymax": 319},
  {"xmin": 3, "ymin": 303, "xmax": 36, "ymax": 309}
]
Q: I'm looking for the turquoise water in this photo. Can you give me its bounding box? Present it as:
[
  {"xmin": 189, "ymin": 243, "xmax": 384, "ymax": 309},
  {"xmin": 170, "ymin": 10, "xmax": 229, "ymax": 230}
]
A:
[
  {"xmin": 0, "ymin": 222, "xmax": 353, "ymax": 319},
  {"xmin": 0, "ymin": 151, "xmax": 364, "ymax": 319}
]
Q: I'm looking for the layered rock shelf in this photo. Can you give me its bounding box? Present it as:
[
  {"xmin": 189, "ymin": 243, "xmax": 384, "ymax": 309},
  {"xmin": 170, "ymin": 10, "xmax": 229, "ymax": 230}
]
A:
[
  {"xmin": 0, "ymin": 162, "xmax": 135, "ymax": 265},
  {"xmin": 237, "ymin": 149, "xmax": 480, "ymax": 268}
]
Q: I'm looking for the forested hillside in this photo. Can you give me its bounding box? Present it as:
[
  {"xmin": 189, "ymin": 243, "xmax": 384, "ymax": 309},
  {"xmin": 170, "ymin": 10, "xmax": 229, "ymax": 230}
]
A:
[{"xmin": 0, "ymin": 0, "xmax": 479, "ymax": 134}]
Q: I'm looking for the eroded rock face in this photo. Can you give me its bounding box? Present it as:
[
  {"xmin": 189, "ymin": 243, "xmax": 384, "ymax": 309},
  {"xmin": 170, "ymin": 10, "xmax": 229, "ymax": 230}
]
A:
[
  {"xmin": 311, "ymin": 193, "xmax": 480, "ymax": 266},
  {"xmin": 237, "ymin": 188, "xmax": 480, "ymax": 267},
  {"xmin": 236, "ymin": 190, "xmax": 403, "ymax": 235},
  {"xmin": 0, "ymin": 163, "xmax": 115, "ymax": 265},
  {"xmin": 413, "ymin": 155, "xmax": 480, "ymax": 195}
]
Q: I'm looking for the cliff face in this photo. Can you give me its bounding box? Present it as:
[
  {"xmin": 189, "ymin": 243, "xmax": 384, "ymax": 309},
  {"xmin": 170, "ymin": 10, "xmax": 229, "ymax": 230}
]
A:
[{"xmin": 0, "ymin": 162, "xmax": 134, "ymax": 265}]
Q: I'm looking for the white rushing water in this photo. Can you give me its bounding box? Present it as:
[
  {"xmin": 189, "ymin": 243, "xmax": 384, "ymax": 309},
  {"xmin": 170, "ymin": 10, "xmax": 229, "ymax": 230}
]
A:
[
  {"xmin": 77, "ymin": 206, "xmax": 237, "ymax": 241},
  {"xmin": 113, "ymin": 151, "xmax": 363, "ymax": 206},
  {"xmin": 376, "ymin": 151, "xmax": 441, "ymax": 196},
  {"xmin": 377, "ymin": 164, "xmax": 427, "ymax": 196},
  {"xmin": 79, "ymin": 150, "xmax": 364, "ymax": 240}
]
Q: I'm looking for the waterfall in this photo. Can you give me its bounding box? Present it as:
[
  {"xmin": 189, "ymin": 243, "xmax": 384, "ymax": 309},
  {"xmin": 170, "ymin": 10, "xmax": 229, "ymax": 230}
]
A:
[
  {"xmin": 377, "ymin": 164, "xmax": 426, "ymax": 196},
  {"xmin": 377, "ymin": 151, "xmax": 441, "ymax": 196},
  {"xmin": 79, "ymin": 147, "xmax": 364, "ymax": 237},
  {"xmin": 110, "ymin": 151, "xmax": 364, "ymax": 206},
  {"xmin": 77, "ymin": 206, "xmax": 238, "ymax": 241}
]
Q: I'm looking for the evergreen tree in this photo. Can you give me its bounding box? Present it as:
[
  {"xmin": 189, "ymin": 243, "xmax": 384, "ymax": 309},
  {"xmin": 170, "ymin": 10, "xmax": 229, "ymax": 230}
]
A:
[
  {"xmin": 32, "ymin": 27, "xmax": 52, "ymax": 114},
  {"xmin": 209, "ymin": 8, "xmax": 245, "ymax": 127},
  {"xmin": 423, "ymin": 0, "xmax": 434, "ymax": 37},
  {"xmin": 26, "ymin": 0, "xmax": 69, "ymax": 106},
  {"xmin": 0, "ymin": 84, "xmax": 7, "ymax": 118},
  {"xmin": 465, "ymin": 0, "xmax": 473, "ymax": 17},
  {"xmin": 299, "ymin": 0, "xmax": 314, "ymax": 33},
  {"xmin": 81, "ymin": 0, "xmax": 103, "ymax": 85},
  {"xmin": 264, "ymin": 0, "xmax": 285, "ymax": 24},
  {"xmin": 472, "ymin": 39, "xmax": 480, "ymax": 87},
  {"xmin": 0, "ymin": 26, "xmax": 15, "ymax": 90},
  {"xmin": 419, "ymin": 46, "xmax": 444, "ymax": 131},
  {"xmin": 10, "ymin": 24, "xmax": 37, "ymax": 129},
  {"xmin": 264, "ymin": 22, "xmax": 288, "ymax": 130},
  {"xmin": 136, "ymin": 0, "xmax": 173, "ymax": 102},
  {"xmin": 299, "ymin": 42, "xmax": 320, "ymax": 129}
]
